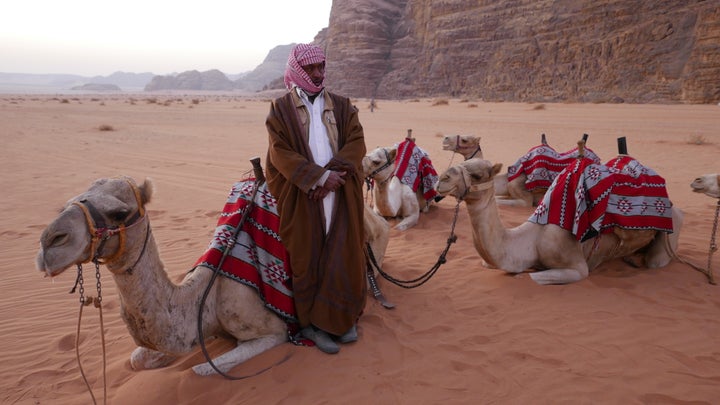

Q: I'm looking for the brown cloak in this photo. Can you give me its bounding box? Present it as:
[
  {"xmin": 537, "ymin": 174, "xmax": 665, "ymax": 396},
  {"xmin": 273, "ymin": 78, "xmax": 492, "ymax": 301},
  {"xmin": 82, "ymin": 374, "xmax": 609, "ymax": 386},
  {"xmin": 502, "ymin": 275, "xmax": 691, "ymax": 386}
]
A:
[{"xmin": 265, "ymin": 90, "xmax": 367, "ymax": 336}]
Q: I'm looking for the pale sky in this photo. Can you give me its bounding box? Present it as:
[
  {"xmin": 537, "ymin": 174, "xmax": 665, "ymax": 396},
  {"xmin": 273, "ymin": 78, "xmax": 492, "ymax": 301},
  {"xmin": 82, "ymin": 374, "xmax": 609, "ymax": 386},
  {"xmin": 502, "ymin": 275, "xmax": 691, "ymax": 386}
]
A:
[{"xmin": 0, "ymin": 0, "xmax": 332, "ymax": 77}]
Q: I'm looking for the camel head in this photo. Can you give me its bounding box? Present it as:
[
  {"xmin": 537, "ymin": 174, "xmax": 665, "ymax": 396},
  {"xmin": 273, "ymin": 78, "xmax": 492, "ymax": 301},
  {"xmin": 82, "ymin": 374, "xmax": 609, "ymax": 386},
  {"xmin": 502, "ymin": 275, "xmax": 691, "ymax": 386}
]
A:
[
  {"xmin": 690, "ymin": 174, "xmax": 720, "ymax": 198},
  {"xmin": 36, "ymin": 176, "xmax": 154, "ymax": 277},
  {"xmin": 436, "ymin": 158, "xmax": 503, "ymax": 200},
  {"xmin": 441, "ymin": 134, "xmax": 483, "ymax": 159},
  {"xmin": 363, "ymin": 146, "xmax": 397, "ymax": 180}
]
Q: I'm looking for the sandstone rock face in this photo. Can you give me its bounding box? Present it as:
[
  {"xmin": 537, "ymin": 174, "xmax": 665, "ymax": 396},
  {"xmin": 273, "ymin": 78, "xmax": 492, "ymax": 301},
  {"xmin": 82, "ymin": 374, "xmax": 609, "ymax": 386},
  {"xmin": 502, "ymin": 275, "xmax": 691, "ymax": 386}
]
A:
[{"xmin": 322, "ymin": 0, "xmax": 720, "ymax": 103}]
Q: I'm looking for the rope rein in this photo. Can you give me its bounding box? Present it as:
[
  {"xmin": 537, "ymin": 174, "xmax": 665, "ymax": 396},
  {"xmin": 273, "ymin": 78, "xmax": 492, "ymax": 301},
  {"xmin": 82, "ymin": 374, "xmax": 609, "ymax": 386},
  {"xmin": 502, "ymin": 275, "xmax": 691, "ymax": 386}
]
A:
[
  {"xmin": 73, "ymin": 262, "xmax": 107, "ymax": 405},
  {"xmin": 663, "ymin": 199, "xmax": 718, "ymax": 285},
  {"xmin": 368, "ymin": 200, "xmax": 460, "ymax": 288},
  {"xmin": 196, "ymin": 160, "xmax": 290, "ymax": 380}
]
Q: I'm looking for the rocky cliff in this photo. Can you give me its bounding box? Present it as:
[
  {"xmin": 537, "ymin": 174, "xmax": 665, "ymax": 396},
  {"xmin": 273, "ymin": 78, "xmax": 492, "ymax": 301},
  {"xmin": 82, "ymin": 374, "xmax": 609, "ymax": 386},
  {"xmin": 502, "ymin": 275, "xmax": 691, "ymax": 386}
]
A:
[{"xmin": 320, "ymin": 0, "xmax": 720, "ymax": 103}]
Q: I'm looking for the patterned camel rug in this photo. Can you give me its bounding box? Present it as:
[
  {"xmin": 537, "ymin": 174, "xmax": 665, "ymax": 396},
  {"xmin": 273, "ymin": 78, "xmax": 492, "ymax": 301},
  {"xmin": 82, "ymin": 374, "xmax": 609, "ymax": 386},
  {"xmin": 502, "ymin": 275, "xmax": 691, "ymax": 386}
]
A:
[
  {"xmin": 529, "ymin": 155, "xmax": 674, "ymax": 242},
  {"xmin": 507, "ymin": 144, "xmax": 602, "ymax": 191},
  {"xmin": 193, "ymin": 179, "xmax": 307, "ymax": 344},
  {"xmin": 394, "ymin": 138, "xmax": 439, "ymax": 202}
]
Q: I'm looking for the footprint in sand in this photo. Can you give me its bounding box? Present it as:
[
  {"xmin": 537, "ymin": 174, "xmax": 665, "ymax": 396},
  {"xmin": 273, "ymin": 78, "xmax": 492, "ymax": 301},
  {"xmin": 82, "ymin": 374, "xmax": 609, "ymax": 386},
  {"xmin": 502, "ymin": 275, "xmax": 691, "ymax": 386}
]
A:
[{"xmin": 57, "ymin": 332, "xmax": 85, "ymax": 351}]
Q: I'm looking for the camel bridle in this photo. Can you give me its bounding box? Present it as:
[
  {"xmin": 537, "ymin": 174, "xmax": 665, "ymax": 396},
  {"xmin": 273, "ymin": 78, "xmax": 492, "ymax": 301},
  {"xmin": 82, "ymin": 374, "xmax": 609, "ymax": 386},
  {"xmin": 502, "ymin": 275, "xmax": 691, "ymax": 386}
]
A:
[
  {"xmin": 72, "ymin": 178, "xmax": 150, "ymax": 274},
  {"xmin": 68, "ymin": 177, "xmax": 148, "ymax": 405},
  {"xmin": 441, "ymin": 165, "xmax": 494, "ymax": 202},
  {"xmin": 451, "ymin": 135, "xmax": 482, "ymax": 160},
  {"xmin": 366, "ymin": 148, "xmax": 395, "ymax": 185}
]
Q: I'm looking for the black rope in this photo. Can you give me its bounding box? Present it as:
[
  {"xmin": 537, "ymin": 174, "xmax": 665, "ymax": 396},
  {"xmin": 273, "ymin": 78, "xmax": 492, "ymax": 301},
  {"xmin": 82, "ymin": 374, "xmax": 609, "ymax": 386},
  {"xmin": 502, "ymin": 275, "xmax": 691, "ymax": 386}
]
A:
[
  {"xmin": 369, "ymin": 200, "xmax": 460, "ymax": 288},
  {"xmin": 196, "ymin": 174, "xmax": 289, "ymax": 380}
]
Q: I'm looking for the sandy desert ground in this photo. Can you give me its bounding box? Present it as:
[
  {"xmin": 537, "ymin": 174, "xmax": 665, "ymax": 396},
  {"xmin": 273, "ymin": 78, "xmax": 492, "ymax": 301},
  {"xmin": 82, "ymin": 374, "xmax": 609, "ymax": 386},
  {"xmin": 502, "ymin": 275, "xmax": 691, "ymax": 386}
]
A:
[{"xmin": 1, "ymin": 94, "xmax": 719, "ymax": 404}]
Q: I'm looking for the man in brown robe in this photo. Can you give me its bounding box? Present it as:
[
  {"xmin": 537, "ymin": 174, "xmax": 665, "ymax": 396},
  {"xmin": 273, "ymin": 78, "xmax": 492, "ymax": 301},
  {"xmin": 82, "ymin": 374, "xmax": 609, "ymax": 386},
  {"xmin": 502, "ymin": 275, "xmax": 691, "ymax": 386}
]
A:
[{"xmin": 265, "ymin": 43, "xmax": 367, "ymax": 354}]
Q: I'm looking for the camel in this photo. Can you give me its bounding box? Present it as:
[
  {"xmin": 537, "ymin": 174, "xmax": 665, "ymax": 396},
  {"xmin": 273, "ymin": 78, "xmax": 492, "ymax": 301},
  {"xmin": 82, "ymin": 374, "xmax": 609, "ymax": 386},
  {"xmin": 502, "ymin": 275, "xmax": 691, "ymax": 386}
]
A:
[
  {"xmin": 441, "ymin": 134, "xmax": 484, "ymax": 160},
  {"xmin": 36, "ymin": 175, "xmax": 389, "ymax": 376},
  {"xmin": 442, "ymin": 134, "xmax": 510, "ymax": 197},
  {"xmin": 363, "ymin": 146, "xmax": 430, "ymax": 231},
  {"xmin": 434, "ymin": 158, "xmax": 683, "ymax": 284},
  {"xmin": 691, "ymin": 174, "xmax": 720, "ymax": 198},
  {"xmin": 442, "ymin": 134, "xmax": 596, "ymax": 208}
]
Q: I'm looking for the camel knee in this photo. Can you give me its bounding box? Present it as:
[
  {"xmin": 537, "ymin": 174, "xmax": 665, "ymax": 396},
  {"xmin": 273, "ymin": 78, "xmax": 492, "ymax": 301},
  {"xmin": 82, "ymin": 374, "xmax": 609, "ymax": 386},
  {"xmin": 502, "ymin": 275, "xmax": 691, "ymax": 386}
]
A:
[
  {"xmin": 130, "ymin": 347, "xmax": 177, "ymax": 370},
  {"xmin": 395, "ymin": 215, "xmax": 418, "ymax": 231},
  {"xmin": 529, "ymin": 266, "xmax": 588, "ymax": 285}
]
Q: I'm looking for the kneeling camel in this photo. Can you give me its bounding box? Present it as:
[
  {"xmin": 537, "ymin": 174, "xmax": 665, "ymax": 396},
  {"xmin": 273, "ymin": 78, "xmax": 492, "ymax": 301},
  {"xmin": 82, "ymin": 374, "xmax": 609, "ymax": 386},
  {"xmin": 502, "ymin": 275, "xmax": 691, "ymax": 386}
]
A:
[
  {"xmin": 435, "ymin": 159, "xmax": 683, "ymax": 284},
  {"xmin": 35, "ymin": 175, "xmax": 389, "ymax": 376}
]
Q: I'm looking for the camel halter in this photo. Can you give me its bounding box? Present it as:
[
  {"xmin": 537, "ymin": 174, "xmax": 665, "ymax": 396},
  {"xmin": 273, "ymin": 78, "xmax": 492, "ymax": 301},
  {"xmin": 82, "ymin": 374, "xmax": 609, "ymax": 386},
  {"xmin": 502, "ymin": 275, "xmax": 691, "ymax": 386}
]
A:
[
  {"xmin": 69, "ymin": 178, "xmax": 148, "ymax": 405},
  {"xmin": 448, "ymin": 164, "xmax": 494, "ymax": 202},
  {"xmin": 451, "ymin": 135, "xmax": 482, "ymax": 160},
  {"xmin": 71, "ymin": 179, "xmax": 149, "ymax": 273},
  {"xmin": 366, "ymin": 148, "xmax": 395, "ymax": 185}
]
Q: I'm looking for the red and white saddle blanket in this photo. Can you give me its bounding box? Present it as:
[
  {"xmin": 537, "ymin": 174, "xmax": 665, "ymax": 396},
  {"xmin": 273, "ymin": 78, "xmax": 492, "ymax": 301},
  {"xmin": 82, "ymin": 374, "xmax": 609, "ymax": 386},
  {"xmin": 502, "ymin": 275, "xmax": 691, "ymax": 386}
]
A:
[
  {"xmin": 394, "ymin": 138, "xmax": 439, "ymax": 202},
  {"xmin": 193, "ymin": 179, "xmax": 305, "ymax": 343},
  {"xmin": 528, "ymin": 155, "xmax": 674, "ymax": 242},
  {"xmin": 507, "ymin": 144, "xmax": 602, "ymax": 191}
]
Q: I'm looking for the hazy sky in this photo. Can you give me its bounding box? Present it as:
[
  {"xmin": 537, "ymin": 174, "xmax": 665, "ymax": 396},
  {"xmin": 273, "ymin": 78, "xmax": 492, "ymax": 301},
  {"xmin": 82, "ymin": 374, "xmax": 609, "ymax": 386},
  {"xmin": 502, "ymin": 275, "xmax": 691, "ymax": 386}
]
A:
[{"xmin": 1, "ymin": 0, "xmax": 332, "ymax": 76}]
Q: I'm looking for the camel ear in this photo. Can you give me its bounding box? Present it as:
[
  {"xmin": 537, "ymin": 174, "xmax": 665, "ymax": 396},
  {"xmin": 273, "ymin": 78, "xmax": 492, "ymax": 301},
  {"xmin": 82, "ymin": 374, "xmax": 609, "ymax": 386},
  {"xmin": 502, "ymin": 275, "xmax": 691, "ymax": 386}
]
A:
[
  {"xmin": 138, "ymin": 177, "xmax": 154, "ymax": 205},
  {"xmin": 491, "ymin": 163, "xmax": 503, "ymax": 177},
  {"xmin": 716, "ymin": 174, "xmax": 720, "ymax": 188},
  {"xmin": 388, "ymin": 148, "xmax": 398, "ymax": 160}
]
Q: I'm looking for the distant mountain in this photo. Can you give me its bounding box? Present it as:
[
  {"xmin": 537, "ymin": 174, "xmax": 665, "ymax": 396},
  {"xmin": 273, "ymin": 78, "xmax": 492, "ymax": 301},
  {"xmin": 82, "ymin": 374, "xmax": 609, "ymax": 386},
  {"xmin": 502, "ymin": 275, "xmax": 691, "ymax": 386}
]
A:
[
  {"xmin": 233, "ymin": 44, "xmax": 294, "ymax": 92},
  {"xmin": 143, "ymin": 44, "xmax": 294, "ymax": 92},
  {"xmin": 144, "ymin": 69, "xmax": 236, "ymax": 91},
  {"xmin": 71, "ymin": 83, "xmax": 122, "ymax": 92},
  {"xmin": 0, "ymin": 43, "xmax": 296, "ymax": 94},
  {"xmin": 87, "ymin": 72, "xmax": 156, "ymax": 89},
  {"xmin": 0, "ymin": 71, "xmax": 155, "ymax": 93}
]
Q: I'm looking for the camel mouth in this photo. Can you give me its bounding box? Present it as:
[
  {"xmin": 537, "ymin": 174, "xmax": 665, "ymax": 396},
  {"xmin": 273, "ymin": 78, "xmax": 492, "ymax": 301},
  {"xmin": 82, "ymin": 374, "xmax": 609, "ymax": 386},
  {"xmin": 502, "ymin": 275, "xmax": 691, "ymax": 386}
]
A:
[
  {"xmin": 441, "ymin": 139, "xmax": 454, "ymax": 150},
  {"xmin": 35, "ymin": 249, "xmax": 72, "ymax": 278},
  {"xmin": 690, "ymin": 182, "xmax": 706, "ymax": 193}
]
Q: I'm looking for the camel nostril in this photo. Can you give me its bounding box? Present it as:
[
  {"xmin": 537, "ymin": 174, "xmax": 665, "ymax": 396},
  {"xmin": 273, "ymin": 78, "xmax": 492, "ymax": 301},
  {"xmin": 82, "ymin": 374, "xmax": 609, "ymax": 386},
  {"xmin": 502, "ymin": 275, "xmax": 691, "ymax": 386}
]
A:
[{"xmin": 48, "ymin": 233, "xmax": 69, "ymax": 248}]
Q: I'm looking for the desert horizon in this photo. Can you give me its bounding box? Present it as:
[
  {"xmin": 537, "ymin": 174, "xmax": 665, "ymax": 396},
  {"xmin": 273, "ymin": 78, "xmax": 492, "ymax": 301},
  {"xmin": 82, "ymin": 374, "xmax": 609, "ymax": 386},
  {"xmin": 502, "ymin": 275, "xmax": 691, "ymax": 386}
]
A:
[{"xmin": 2, "ymin": 94, "xmax": 719, "ymax": 404}]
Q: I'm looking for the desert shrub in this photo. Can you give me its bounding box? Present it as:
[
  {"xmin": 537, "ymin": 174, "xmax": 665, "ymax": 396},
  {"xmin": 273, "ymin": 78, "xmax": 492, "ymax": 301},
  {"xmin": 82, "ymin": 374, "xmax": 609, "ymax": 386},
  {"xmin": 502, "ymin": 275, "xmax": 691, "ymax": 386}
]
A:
[
  {"xmin": 98, "ymin": 124, "xmax": 114, "ymax": 131},
  {"xmin": 432, "ymin": 98, "xmax": 449, "ymax": 106},
  {"xmin": 533, "ymin": 104, "xmax": 546, "ymax": 110},
  {"xmin": 688, "ymin": 134, "xmax": 707, "ymax": 145}
]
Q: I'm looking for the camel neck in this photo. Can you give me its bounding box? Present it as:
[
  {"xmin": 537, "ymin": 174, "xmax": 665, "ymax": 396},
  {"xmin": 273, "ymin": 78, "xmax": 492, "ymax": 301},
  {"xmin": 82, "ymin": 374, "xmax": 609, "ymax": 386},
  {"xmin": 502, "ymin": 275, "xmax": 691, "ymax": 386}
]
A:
[{"xmin": 463, "ymin": 190, "xmax": 507, "ymax": 269}]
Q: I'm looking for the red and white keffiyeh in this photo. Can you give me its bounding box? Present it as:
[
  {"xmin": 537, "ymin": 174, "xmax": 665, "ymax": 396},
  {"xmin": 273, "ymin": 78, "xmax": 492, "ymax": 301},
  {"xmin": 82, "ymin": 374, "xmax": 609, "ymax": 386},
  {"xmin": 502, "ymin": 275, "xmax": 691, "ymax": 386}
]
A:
[{"xmin": 284, "ymin": 43, "xmax": 325, "ymax": 94}]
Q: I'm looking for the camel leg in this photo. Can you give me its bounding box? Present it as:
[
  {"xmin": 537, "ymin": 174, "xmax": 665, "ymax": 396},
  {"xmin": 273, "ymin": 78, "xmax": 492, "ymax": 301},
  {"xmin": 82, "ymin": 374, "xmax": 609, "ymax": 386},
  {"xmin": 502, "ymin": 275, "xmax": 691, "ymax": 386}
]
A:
[
  {"xmin": 394, "ymin": 212, "xmax": 419, "ymax": 231},
  {"xmin": 529, "ymin": 263, "xmax": 589, "ymax": 285},
  {"xmin": 497, "ymin": 179, "xmax": 533, "ymax": 207},
  {"xmin": 191, "ymin": 334, "xmax": 286, "ymax": 376},
  {"xmin": 394, "ymin": 195, "xmax": 420, "ymax": 231},
  {"xmin": 130, "ymin": 346, "xmax": 178, "ymax": 370},
  {"xmin": 645, "ymin": 207, "xmax": 684, "ymax": 268}
]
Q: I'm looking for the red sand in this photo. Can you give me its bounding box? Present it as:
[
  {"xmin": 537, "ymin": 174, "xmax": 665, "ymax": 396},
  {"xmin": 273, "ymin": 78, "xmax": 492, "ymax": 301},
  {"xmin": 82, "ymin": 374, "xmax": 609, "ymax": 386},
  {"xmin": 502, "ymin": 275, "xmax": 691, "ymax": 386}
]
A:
[{"xmin": 2, "ymin": 95, "xmax": 719, "ymax": 404}]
